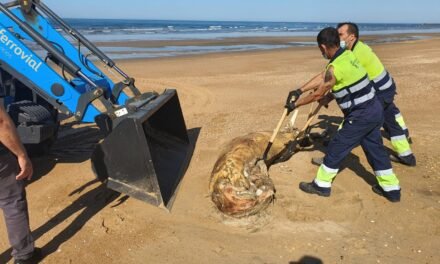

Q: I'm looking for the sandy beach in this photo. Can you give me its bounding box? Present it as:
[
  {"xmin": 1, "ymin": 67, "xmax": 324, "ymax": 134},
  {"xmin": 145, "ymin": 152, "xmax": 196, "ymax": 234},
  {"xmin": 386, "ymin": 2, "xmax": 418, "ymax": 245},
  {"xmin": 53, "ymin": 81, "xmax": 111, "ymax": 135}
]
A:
[{"xmin": 1, "ymin": 35, "xmax": 439, "ymax": 263}]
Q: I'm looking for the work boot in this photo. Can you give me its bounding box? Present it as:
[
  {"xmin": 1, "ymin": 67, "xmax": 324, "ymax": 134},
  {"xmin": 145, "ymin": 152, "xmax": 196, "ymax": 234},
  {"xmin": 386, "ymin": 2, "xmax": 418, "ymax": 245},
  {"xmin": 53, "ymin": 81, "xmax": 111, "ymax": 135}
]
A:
[
  {"xmin": 299, "ymin": 181, "xmax": 331, "ymax": 197},
  {"xmin": 311, "ymin": 156, "xmax": 324, "ymax": 166},
  {"xmin": 389, "ymin": 154, "xmax": 416, "ymax": 167},
  {"xmin": 14, "ymin": 248, "xmax": 42, "ymax": 264},
  {"xmin": 372, "ymin": 184, "xmax": 401, "ymax": 202}
]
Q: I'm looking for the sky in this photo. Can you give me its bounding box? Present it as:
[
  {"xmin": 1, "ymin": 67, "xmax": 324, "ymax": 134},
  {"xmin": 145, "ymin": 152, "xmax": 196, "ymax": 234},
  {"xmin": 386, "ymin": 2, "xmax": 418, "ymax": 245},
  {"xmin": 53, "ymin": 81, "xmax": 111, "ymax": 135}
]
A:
[{"xmin": 41, "ymin": 0, "xmax": 439, "ymax": 23}]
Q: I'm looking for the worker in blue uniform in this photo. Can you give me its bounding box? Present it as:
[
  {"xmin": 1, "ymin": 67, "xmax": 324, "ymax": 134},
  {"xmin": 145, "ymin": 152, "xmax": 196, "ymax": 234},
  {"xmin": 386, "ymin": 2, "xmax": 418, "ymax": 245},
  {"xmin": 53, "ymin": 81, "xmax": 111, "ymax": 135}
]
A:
[
  {"xmin": 337, "ymin": 22, "xmax": 415, "ymax": 166},
  {"xmin": 285, "ymin": 27, "xmax": 401, "ymax": 202},
  {"xmin": 294, "ymin": 23, "xmax": 416, "ymax": 167}
]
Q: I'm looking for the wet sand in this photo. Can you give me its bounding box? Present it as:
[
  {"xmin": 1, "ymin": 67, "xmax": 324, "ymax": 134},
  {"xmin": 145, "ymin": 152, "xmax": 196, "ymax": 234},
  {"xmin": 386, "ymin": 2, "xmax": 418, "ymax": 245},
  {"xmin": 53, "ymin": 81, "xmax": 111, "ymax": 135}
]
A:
[{"xmin": 95, "ymin": 33, "xmax": 439, "ymax": 48}]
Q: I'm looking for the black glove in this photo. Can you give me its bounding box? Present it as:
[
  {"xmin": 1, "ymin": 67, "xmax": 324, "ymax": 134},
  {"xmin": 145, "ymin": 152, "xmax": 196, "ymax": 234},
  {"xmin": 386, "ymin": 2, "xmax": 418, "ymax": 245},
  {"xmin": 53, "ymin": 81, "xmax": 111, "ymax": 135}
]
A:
[
  {"xmin": 285, "ymin": 101, "xmax": 296, "ymax": 113},
  {"xmin": 286, "ymin": 89, "xmax": 303, "ymax": 105}
]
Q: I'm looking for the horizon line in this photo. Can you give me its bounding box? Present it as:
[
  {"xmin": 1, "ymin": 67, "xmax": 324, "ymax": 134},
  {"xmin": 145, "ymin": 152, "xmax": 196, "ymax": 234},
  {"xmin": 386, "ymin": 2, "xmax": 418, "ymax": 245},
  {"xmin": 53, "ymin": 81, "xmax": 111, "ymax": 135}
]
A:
[{"xmin": 61, "ymin": 17, "xmax": 440, "ymax": 25}]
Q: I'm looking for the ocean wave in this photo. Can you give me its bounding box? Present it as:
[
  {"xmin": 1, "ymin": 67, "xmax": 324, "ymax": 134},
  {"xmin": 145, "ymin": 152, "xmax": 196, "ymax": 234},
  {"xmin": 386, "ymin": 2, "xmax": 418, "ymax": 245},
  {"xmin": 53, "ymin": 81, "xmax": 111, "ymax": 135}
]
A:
[
  {"xmin": 121, "ymin": 28, "xmax": 165, "ymax": 32},
  {"xmin": 208, "ymin": 26, "xmax": 222, "ymax": 30},
  {"xmin": 55, "ymin": 19, "xmax": 440, "ymax": 42}
]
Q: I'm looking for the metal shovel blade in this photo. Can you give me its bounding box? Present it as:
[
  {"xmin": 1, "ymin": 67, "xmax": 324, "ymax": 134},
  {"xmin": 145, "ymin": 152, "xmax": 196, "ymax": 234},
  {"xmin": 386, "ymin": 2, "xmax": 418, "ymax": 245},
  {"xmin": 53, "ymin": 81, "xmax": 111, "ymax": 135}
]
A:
[{"xmin": 91, "ymin": 90, "xmax": 193, "ymax": 210}]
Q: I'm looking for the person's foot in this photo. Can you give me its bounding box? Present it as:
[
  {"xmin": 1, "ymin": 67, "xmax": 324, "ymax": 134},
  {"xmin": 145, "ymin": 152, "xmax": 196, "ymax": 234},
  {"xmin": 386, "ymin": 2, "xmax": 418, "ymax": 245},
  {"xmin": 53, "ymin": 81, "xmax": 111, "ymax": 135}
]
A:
[
  {"xmin": 14, "ymin": 248, "xmax": 42, "ymax": 264},
  {"xmin": 299, "ymin": 181, "xmax": 331, "ymax": 197},
  {"xmin": 372, "ymin": 184, "xmax": 401, "ymax": 202},
  {"xmin": 389, "ymin": 154, "xmax": 416, "ymax": 167},
  {"xmin": 311, "ymin": 157, "xmax": 324, "ymax": 166}
]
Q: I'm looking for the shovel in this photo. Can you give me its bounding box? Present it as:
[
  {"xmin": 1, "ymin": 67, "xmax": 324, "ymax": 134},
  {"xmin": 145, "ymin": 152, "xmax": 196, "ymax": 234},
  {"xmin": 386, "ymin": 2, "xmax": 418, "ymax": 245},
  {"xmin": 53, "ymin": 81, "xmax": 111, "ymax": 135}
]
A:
[
  {"xmin": 257, "ymin": 98, "xmax": 324, "ymax": 165},
  {"xmin": 296, "ymin": 103, "xmax": 323, "ymax": 140},
  {"xmin": 257, "ymin": 108, "xmax": 298, "ymax": 165}
]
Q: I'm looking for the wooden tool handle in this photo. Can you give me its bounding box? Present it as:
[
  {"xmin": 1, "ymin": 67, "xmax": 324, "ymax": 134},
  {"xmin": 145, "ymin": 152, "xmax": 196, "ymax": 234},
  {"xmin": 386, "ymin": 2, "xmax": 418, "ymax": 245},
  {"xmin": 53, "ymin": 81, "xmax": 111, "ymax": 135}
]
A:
[
  {"xmin": 300, "ymin": 104, "xmax": 323, "ymax": 133},
  {"xmin": 260, "ymin": 108, "xmax": 295, "ymax": 162},
  {"xmin": 269, "ymin": 108, "xmax": 289, "ymax": 143},
  {"xmin": 288, "ymin": 109, "xmax": 299, "ymax": 129}
]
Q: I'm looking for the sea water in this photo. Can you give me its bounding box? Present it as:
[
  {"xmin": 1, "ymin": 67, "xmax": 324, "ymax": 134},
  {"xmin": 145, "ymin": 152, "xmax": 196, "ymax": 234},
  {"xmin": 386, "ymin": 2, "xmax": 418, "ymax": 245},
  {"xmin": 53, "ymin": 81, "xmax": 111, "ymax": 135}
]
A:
[{"xmin": 52, "ymin": 19, "xmax": 440, "ymax": 59}]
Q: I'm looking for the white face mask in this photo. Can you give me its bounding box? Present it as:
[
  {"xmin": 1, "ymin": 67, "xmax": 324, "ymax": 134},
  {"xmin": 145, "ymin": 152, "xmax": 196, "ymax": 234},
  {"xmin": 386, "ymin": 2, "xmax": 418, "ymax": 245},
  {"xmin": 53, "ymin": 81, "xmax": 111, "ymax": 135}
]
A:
[
  {"xmin": 322, "ymin": 52, "xmax": 329, "ymax": 60},
  {"xmin": 340, "ymin": 40, "xmax": 347, "ymax": 49}
]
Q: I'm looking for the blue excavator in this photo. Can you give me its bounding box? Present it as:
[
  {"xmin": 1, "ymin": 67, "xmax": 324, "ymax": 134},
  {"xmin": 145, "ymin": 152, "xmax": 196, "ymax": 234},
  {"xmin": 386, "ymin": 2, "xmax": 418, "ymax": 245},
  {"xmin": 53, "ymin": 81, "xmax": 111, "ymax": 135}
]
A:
[{"xmin": 0, "ymin": 0, "xmax": 193, "ymax": 210}]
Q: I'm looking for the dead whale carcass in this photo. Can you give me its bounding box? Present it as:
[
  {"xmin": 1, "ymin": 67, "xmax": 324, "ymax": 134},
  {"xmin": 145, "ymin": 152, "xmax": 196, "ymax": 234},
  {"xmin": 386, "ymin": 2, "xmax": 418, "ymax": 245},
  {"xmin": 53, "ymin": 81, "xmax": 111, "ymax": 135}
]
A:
[{"xmin": 209, "ymin": 131, "xmax": 297, "ymax": 218}]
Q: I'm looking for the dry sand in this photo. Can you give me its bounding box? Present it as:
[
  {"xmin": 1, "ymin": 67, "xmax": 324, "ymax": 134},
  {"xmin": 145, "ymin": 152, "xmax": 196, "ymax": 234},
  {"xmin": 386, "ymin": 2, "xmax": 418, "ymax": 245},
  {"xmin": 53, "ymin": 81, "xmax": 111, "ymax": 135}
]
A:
[{"xmin": 1, "ymin": 36, "xmax": 439, "ymax": 263}]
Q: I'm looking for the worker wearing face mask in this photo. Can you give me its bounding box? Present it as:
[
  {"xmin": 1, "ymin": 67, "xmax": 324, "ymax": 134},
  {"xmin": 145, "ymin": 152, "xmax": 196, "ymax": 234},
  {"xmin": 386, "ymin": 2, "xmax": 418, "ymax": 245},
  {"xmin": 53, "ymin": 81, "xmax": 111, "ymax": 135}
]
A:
[
  {"xmin": 289, "ymin": 23, "xmax": 416, "ymax": 167},
  {"xmin": 336, "ymin": 22, "xmax": 415, "ymax": 166},
  {"xmin": 285, "ymin": 27, "xmax": 401, "ymax": 202}
]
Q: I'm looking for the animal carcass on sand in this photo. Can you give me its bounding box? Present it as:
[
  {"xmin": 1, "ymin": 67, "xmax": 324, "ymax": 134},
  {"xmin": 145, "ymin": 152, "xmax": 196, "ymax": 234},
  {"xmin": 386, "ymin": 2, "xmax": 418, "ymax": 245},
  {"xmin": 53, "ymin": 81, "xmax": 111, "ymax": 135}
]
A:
[{"xmin": 209, "ymin": 130, "xmax": 297, "ymax": 218}]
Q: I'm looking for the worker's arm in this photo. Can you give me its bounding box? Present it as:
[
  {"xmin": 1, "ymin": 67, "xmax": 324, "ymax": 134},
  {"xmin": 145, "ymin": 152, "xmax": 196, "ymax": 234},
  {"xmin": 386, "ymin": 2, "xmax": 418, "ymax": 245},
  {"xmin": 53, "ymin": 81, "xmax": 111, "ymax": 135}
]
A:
[
  {"xmin": 292, "ymin": 67, "xmax": 336, "ymax": 108},
  {"xmin": 318, "ymin": 92, "xmax": 335, "ymax": 107},
  {"xmin": 285, "ymin": 71, "xmax": 325, "ymax": 105},
  {"xmin": 0, "ymin": 105, "xmax": 33, "ymax": 180},
  {"xmin": 299, "ymin": 71, "xmax": 325, "ymax": 93}
]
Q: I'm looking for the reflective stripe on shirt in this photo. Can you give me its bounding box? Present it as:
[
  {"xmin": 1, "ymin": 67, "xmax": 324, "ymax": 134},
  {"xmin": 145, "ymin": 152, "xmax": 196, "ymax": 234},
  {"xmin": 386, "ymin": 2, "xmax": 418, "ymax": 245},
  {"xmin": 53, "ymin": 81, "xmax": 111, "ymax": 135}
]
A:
[
  {"xmin": 338, "ymin": 88, "xmax": 376, "ymax": 109},
  {"xmin": 333, "ymin": 77, "xmax": 371, "ymax": 99}
]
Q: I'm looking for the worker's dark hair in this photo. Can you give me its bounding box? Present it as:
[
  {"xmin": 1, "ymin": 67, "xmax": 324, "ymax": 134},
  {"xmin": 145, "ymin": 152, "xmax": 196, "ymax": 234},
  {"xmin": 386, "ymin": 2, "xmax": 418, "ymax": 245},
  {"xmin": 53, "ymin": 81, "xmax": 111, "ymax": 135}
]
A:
[
  {"xmin": 337, "ymin": 22, "xmax": 359, "ymax": 38},
  {"xmin": 317, "ymin": 27, "xmax": 340, "ymax": 48}
]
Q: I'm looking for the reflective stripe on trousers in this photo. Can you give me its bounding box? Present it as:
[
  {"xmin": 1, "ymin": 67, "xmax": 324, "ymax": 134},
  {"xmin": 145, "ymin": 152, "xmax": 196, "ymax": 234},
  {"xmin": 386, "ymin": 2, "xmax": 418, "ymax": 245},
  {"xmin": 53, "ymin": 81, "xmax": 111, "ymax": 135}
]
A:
[
  {"xmin": 395, "ymin": 113, "xmax": 408, "ymax": 131},
  {"xmin": 315, "ymin": 164, "xmax": 338, "ymax": 188},
  {"xmin": 314, "ymin": 107, "xmax": 401, "ymax": 193},
  {"xmin": 380, "ymin": 97, "xmax": 413, "ymax": 156},
  {"xmin": 375, "ymin": 169, "xmax": 400, "ymax": 191},
  {"xmin": 315, "ymin": 164, "xmax": 401, "ymax": 192},
  {"xmin": 391, "ymin": 135, "xmax": 413, "ymax": 157}
]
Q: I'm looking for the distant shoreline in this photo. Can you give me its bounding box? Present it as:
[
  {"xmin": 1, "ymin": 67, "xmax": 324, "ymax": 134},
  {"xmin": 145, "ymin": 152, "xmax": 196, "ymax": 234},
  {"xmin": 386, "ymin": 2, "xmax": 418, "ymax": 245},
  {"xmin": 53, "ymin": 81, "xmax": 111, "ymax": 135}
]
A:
[
  {"xmin": 87, "ymin": 33, "xmax": 440, "ymax": 61},
  {"xmin": 96, "ymin": 33, "xmax": 440, "ymax": 47},
  {"xmin": 54, "ymin": 18, "xmax": 440, "ymax": 60},
  {"xmin": 63, "ymin": 18, "xmax": 440, "ymax": 42}
]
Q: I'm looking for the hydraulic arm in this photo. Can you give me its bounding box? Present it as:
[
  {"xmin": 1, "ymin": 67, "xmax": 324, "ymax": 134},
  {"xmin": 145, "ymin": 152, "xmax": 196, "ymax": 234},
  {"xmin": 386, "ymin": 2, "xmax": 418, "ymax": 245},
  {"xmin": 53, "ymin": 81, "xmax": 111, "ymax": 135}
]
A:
[{"xmin": 0, "ymin": 0, "xmax": 194, "ymax": 210}]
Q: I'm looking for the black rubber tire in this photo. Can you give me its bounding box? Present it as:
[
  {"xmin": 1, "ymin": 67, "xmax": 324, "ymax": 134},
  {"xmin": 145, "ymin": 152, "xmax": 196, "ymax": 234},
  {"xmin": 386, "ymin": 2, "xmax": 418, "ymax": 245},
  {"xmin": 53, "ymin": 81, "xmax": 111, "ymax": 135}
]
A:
[{"xmin": 7, "ymin": 100, "xmax": 60, "ymax": 157}]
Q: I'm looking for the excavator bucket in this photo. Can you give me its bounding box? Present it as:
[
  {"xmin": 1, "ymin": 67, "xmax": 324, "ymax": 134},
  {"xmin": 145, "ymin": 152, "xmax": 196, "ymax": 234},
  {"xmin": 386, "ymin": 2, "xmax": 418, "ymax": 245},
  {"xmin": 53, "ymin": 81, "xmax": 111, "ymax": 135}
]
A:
[{"xmin": 91, "ymin": 89, "xmax": 193, "ymax": 210}]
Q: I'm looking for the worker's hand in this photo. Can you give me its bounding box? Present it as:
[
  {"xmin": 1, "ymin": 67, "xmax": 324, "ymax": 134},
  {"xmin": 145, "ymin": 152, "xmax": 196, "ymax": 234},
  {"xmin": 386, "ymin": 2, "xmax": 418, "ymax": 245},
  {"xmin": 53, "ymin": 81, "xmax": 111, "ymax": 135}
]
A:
[
  {"xmin": 318, "ymin": 93, "xmax": 334, "ymax": 108},
  {"xmin": 16, "ymin": 155, "xmax": 33, "ymax": 181},
  {"xmin": 285, "ymin": 101, "xmax": 296, "ymax": 113},
  {"xmin": 286, "ymin": 89, "xmax": 303, "ymax": 105}
]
